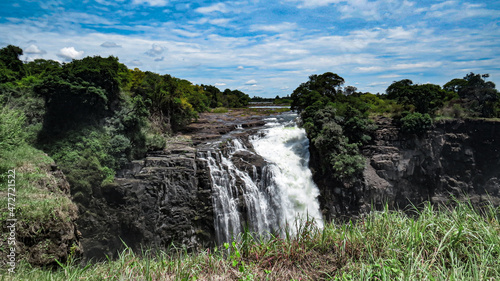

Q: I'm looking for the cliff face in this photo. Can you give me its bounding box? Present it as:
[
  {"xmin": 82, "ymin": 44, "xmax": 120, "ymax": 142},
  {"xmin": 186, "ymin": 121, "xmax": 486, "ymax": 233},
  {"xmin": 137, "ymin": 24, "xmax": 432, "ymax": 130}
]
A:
[
  {"xmin": 313, "ymin": 118, "xmax": 500, "ymax": 220},
  {"xmin": 78, "ymin": 140, "xmax": 215, "ymax": 260},
  {"xmin": 76, "ymin": 113, "xmax": 270, "ymax": 260}
]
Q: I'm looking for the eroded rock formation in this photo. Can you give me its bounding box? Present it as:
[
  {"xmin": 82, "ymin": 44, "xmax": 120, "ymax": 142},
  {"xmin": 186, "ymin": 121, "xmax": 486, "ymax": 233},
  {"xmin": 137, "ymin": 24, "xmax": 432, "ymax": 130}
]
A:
[
  {"xmin": 314, "ymin": 118, "xmax": 500, "ymax": 220},
  {"xmin": 78, "ymin": 141, "xmax": 215, "ymax": 260}
]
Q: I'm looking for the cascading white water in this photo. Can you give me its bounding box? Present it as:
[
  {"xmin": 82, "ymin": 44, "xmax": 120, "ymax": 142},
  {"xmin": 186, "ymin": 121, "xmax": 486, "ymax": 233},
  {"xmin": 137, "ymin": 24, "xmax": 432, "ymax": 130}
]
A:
[
  {"xmin": 199, "ymin": 112, "xmax": 323, "ymax": 244},
  {"xmin": 250, "ymin": 115, "xmax": 324, "ymax": 231}
]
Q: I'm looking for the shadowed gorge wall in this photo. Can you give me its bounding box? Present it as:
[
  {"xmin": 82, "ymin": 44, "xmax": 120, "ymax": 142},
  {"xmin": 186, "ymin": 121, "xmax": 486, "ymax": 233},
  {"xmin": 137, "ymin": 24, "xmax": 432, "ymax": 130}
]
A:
[
  {"xmin": 77, "ymin": 141, "xmax": 215, "ymax": 260},
  {"xmin": 312, "ymin": 118, "xmax": 500, "ymax": 220}
]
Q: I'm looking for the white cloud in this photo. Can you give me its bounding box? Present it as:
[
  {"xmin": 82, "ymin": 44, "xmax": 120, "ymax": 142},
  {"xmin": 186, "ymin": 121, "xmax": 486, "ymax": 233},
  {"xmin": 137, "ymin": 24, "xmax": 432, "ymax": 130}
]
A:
[
  {"xmin": 57, "ymin": 47, "xmax": 84, "ymax": 60},
  {"xmin": 288, "ymin": 0, "xmax": 416, "ymax": 21},
  {"xmin": 245, "ymin": 79, "xmax": 257, "ymax": 85},
  {"xmin": 356, "ymin": 62, "xmax": 443, "ymax": 73},
  {"xmin": 100, "ymin": 41, "xmax": 121, "ymax": 48},
  {"xmin": 250, "ymin": 22, "xmax": 297, "ymax": 32},
  {"xmin": 378, "ymin": 74, "xmax": 401, "ymax": 79},
  {"xmin": 215, "ymin": 82, "xmax": 226, "ymax": 86},
  {"xmin": 209, "ymin": 18, "xmax": 231, "ymax": 26},
  {"xmin": 288, "ymin": 0, "xmax": 341, "ymax": 8},
  {"xmin": 195, "ymin": 3, "xmax": 228, "ymax": 14},
  {"xmin": 424, "ymin": 2, "xmax": 500, "ymax": 20},
  {"xmin": 132, "ymin": 0, "xmax": 168, "ymax": 7},
  {"xmin": 130, "ymin": 60, "xmax": 143, "ymax": 66},
  {"xmin": 145, "ymin": 43, "xmax": 165, "ymax": 56},
  {"xmin": 387, "ymin": 26, "xmax": 416, "ymax": 40},
  {"xmin": 63, "ymin": 12, "xmax": 115, "ymax": 25},
  {"xmin": 95, "ymin": 0, "xmax": 119, "ymax": 6},
  {"xmin": 172, "ymin": 29, "xmax": 202, "ymax": 38},
  {"xmin": 25, "ymin": 44, "xmax": 46, "ymax": 54},
  {"xmin": 367, "ymin": 81, "xmax": 388, "ymax": 87},
  {"xmin": 194, "ymin": 17, "xmax": 232, "ymax": 27},
  {"xmin": 429, "ymin": 0, "xmax": 456, "ymax": 11}
]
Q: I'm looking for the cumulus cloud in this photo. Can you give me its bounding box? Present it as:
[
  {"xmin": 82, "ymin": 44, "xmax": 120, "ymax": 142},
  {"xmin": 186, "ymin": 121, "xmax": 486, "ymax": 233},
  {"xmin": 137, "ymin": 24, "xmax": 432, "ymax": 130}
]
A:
[
  {"xmin": 215, "ymin": 82, "xmax": 226, "ymax": 86},
  {"xmin": 24, "ymin": 44, "xmax": 46, "ymax": 54},
  {"xmin": 154, "ymin": 57, "xmax": 164, "ymax": 62},
  {"xmin": 245, "ymin": 79, "xmax": 257, "ymax": 85},
  {"xmin": 57, "ymin": 47, "xmax": 84, "ymax": 61},
  {"xmin": 100, "ymin": 41, "xmax": 122, "ymax": 48},
  {"xmin": 145, "ymin": 44, "xmax": 165, "ymax": 57}
]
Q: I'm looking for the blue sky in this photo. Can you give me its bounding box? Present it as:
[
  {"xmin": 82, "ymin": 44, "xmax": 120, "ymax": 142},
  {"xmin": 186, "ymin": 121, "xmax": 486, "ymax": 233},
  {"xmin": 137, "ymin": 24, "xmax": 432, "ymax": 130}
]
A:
[{"xmin": 1, "ymin": 0, "xmax": 499, "ymax": 97}]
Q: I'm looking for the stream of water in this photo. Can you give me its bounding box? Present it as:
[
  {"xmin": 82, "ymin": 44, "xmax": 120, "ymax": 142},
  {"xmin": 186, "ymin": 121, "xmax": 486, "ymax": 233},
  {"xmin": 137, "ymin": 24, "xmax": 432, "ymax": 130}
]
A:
[{"xmin": 198, "ymin": 112, "xmax": 323, "ymax": 244}]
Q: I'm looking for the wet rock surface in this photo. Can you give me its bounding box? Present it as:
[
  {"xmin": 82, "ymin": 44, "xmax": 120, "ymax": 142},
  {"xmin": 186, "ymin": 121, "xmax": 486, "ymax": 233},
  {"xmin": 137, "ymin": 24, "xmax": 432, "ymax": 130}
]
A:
[{"xmin": 182, "ymin": 111, "xmax": 266, "ymax": 145}]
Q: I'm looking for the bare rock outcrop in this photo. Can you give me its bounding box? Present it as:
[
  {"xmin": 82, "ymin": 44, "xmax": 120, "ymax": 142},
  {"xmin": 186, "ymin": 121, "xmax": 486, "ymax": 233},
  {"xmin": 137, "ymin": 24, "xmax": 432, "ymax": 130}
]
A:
[
  {"xmin": 78, "ymin": 141, "xmax": 215, "ymax": 260},
  {"xmin": 313, "ymin": 118, "xmax": 500, "ymax": 220}
]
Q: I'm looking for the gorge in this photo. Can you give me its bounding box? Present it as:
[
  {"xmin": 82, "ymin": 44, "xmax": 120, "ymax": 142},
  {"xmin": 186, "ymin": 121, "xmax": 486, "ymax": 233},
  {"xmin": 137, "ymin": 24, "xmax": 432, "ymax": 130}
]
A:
[{"xmin": 77, "ymin": 112, "xmax": 500, "ymax": 260}]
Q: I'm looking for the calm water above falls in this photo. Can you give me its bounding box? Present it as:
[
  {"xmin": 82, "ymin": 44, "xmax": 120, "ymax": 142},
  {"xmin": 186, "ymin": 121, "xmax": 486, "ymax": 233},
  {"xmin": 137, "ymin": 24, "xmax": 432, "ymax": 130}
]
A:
[{"xmin": 199, "ymin": 112, "xmax": 324, "ymax": 244}]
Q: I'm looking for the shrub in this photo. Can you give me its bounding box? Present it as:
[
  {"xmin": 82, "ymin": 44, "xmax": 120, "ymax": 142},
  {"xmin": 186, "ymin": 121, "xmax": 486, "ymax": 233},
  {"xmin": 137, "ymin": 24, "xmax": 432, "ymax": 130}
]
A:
[
  {"xmin": 146, "ymin": 133, "xmax": 166, "ymax": 151},
  {"xmin": 400, "ymin": 112, "xmax": 433, "ymax": 135}
]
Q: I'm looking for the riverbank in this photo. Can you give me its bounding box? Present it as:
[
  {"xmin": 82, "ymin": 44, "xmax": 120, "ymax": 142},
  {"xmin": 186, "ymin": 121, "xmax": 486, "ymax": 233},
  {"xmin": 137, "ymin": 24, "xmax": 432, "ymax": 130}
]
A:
[{"xmin": 181, "ymin": 107, "xmax": 290, "ymax": 145}]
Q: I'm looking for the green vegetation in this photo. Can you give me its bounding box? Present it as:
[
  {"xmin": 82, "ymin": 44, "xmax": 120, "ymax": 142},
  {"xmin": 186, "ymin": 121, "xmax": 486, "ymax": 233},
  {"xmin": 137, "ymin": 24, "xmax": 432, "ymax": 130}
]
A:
[
  {"xmin": 399, "ymin": 112, "xmax": 433, "ymax": 135},
  {"xmin": 290, "ymin": 71, "xmax": 500, "ymax": 183},
  {"xmin": 291, "ymin": 72, "xmax": 377, "ymax": 183},
  {"xmin": 0, "ymin": 45, "xmax": 252, "ymax": 200},
  {"xmin": 0, "ymin": 106, "xmax": 79, "ymax": 265},
  {"xmin": 2, "ymin": 201, "xmax": 498, "ymax": 280}
]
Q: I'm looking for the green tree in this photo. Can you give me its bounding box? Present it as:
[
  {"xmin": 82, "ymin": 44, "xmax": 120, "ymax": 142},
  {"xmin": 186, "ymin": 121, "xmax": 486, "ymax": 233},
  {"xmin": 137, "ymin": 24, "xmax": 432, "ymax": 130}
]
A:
[
  {"xmin": 291, "ymin": 72, "xmax": 345, "ymax": 112},
  {"xmin": 443, "ymin": 78, "xmax": 467, "ymax": 94},
  {"xmin": 386, "ymin": 80, "xmax": 448, "ymax": 115},
  {"xmin": 444, "ymin": 73, "xmax": 500, "ymax": 117},
  {"xmin": 24, "ymin": 59, "xmax": 62, "ymax": 78},
  {"xmin": 0, "ymin": 45, "xmax": 24, "ymax": 83}
]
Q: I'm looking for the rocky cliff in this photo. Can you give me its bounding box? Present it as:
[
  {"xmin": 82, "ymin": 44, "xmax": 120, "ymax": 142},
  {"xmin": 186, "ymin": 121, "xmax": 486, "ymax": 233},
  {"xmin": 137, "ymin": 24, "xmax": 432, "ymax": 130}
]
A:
[
  {"xmin": 313, "ymin": 118, "xmax": 500, "ymax": 220},
  {"xmin": 77, "ymin": 139, "xmax": 215, "ymax": 260},
  {"xmin": 78, "ymin": 113, "xmax": 268, "ymax": 261}
]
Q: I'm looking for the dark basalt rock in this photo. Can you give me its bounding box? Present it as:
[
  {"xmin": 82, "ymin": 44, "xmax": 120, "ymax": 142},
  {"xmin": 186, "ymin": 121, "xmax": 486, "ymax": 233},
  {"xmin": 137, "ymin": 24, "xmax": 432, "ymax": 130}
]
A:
[
  {"xmin": 77, "ymin": 115, "xmax": 271, "ymax": 260},
  {"xmin": 312, "ymin": 118, "xmax": 500, "ymax": 220},
  {"xmin": 78, "ymin": 142, "xmax": 215, "ymax": 261}
]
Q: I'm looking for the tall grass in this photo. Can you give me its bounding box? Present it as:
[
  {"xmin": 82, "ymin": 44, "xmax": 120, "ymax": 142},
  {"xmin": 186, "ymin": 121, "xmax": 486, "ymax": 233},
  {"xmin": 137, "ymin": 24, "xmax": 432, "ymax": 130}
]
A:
[{"xmin": 2, "ymin": 200, "xmax": 499, "ymax": 280}]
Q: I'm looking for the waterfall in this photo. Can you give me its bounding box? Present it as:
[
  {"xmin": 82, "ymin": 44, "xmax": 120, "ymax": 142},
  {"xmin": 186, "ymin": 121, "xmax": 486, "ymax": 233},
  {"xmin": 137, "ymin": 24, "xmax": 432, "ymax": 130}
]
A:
[{"xmin": 198, "ymin": 112, "xmax": 323, "ymax": 244}]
